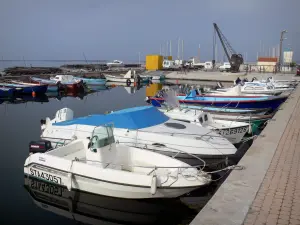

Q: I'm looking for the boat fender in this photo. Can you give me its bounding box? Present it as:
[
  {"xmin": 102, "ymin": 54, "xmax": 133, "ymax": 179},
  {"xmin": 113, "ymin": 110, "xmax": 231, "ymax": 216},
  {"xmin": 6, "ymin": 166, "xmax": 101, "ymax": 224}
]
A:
[
  {"xmin": 67, "ymin": 173, "xmax": 72, "ymax": 191},
  {"xmin": 151, "ymin": 174, "xmax": 157, "ymax": 195},
  {"xmin": 126, "ymin": 79, "xmax": 131, "ymax": 86},
  {"xmin": 248, "ymin": 123, "xmax": 252, "ymax": 134}
]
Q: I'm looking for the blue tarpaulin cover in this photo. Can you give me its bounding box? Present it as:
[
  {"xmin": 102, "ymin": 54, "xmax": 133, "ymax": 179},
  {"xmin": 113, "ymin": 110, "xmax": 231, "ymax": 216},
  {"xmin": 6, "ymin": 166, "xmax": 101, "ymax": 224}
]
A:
[{"xmin": 54, "ymin": 106, "xmax": 169, "ymax": 130}]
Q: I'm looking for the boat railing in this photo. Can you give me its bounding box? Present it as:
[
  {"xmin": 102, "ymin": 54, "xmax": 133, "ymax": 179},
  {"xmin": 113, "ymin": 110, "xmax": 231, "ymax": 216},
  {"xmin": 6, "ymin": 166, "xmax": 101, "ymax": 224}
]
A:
[
  {"xmin": 116, "ymin": 140, "xmax": 213, "ymax": 171},
  {"xmin": 74, "ymin": 157, "xmax": 207, "ymax": 185}
]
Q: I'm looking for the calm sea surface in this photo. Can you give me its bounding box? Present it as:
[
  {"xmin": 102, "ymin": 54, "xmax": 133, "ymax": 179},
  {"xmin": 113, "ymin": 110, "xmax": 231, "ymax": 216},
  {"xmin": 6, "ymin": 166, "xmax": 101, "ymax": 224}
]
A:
[{"xmin": 0, "ymin": 86, "xmax": 217, "ymax": 225}]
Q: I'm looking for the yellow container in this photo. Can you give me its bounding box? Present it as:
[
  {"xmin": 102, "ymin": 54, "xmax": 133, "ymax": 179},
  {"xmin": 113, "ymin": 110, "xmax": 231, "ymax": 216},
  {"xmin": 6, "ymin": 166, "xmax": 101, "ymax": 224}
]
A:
[
  {"xmin": 167, "ymin": 56, "xmax": 172, "ymax": 60},
  {"xmin": 146, "ymin": 83, "xmax": 163, "ymax": 97},
  {"xmin": 146, "ymin": 55, "xmax": 163, "ymax": 70}
]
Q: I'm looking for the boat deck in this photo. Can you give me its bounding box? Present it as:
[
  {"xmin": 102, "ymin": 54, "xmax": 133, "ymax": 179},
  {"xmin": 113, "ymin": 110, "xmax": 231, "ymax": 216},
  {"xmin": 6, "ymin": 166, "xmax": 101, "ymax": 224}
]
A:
[{"xmin": 189, "ymin": 83, "xmax": 300, "ymax": 225}]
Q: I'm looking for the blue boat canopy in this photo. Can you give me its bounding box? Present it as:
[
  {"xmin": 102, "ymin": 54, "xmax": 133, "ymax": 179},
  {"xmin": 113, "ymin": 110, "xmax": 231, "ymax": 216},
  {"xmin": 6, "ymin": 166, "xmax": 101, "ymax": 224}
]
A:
[{"xmin": 55, "ymin": 106, "xmax": 169, "ymax": 129}]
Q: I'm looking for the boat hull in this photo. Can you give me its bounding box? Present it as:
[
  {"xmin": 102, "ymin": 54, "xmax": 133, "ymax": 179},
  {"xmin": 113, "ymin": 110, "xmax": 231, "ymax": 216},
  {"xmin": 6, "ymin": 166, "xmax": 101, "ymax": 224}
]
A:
[
  {"xmin": 0, "ymin": 83, "xmax": 48, "ymax": 95},
  {"xmin": 24, "ymin": 151, "xmax": 209, "ymax": 199},
  {"xmin": 0, "ymin": 88, "xmax": 17, "ymax": 97},
  {"xmin": 106, "ymin": 76, "xmax": 150, "ymax": 84},
  {"xmin": 150, "ymin": 96, "xmax": 287, "ymax": 111},
  {"xmin": 80, "ymin": 78, "xmax": 106, "ymax": 85},
  {"xmin": 180, "ymin": 105, "xmax": 271, "ymax": 115}
]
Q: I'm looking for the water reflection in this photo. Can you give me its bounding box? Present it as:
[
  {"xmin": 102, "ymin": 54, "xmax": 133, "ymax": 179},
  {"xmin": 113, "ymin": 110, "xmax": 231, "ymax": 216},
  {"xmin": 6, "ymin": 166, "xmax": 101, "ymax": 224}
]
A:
[
  {"xmin": 24, "ymin": 176, "xmax": 197, "ymax": 225},
  {"xmin": 0, "ymin": 82, "xmax": 234, "ymax": 224}
]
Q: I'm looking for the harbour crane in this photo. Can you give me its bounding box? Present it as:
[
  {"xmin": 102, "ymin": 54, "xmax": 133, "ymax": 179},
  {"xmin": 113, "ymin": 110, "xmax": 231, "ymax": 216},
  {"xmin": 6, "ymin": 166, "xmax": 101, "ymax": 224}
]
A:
[{"xmin": 212, "ymin": 23, "xmax": 244, "ymax": 73}]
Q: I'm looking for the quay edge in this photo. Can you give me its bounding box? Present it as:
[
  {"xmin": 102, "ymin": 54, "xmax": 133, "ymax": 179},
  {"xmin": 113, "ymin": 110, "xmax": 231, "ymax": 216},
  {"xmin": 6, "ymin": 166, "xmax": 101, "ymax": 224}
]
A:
[
  {"xmin": 189, "ymin": 83, "xmax": 300, "ymax": 225},
  {"xmin": 165, "ymin": 70, "xmax": 299, "ymax": 82}
]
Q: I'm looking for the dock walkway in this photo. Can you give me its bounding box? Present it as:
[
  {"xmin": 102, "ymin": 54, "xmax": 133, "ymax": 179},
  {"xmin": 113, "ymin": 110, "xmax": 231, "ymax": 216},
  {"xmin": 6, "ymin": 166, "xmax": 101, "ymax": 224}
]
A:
[
  {"xmin": 165, "ymin": 71, "xmax": 298, "ymax": 82},
  {"xmin": 190, "ymin": 85, "xmax": 300, "ymax": 225}
]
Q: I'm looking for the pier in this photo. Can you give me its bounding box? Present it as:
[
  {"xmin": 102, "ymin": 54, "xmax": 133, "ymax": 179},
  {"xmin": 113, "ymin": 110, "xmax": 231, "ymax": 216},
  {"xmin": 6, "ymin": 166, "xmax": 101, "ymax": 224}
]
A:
[
  {"xmin": 165, "ymin": 70, "xmax": 298, "ymax": 83},
  {"xmin": 190, "ymin": 78, "xmax": 300, "ymax": 225}
]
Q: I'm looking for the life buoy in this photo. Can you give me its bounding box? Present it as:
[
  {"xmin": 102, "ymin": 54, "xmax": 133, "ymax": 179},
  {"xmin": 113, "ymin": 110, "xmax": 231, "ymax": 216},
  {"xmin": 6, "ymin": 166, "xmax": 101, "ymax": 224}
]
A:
[{"xmin": 126, "ymin": 79, "xmax": 131, "ymax": 86}]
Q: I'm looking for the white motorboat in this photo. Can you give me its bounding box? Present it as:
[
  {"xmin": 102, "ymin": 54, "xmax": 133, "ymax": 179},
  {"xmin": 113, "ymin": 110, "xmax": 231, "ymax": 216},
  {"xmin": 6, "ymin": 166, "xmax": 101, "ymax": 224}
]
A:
[
  {"xmin": 217, "ymin": 83, "xmax": 293, "ymax": 96},
  {"xmin": 105, "ymin": 69, "xmax": 150, "ymax": 84},
  {"xmin": 25, "ymin": 124, "xmax": 211, "ymax": 199},
  {"xmin": 105, "ymin": 70, "xmax": 136, "ymax": 84},
  {"xmin": 254, "ymin": 76, "xmax": 298, "ymax": 88},
  {"xmin": 208, "ymin": 85, "xmax": 269, "ymax": 96},
  {"xmin": 159, "ymin": 107, "xmax": 249, "ymax": 144},
  {"xmin": 24, "ymin": 176, "xmax": 193, "ymax": 225},
  {"xmin": 40, "ymin": 106, "xmax": 237, "ymax": 167},
  {"xmin": 106, "ymin": 60, "xmax": 124, "ymax": 67}
]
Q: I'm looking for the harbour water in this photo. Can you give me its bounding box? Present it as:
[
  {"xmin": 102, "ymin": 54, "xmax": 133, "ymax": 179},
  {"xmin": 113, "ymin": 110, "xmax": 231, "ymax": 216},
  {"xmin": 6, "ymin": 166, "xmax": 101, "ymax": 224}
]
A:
[{"xmin": 0, "ymin": 85, "xmax": 225, "ymax": 225}]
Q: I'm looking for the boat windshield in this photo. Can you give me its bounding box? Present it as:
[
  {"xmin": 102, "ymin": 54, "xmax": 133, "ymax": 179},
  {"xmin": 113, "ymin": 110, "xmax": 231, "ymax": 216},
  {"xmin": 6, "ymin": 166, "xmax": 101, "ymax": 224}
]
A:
[{"xmin": 90, "ymin": 125, "xmax": 115, "ymax": 148}]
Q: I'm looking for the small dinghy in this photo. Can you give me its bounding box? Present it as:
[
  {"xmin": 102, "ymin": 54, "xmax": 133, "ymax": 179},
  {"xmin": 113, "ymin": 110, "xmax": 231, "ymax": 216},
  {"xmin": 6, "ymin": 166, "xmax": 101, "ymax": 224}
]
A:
[
  {"xmin": 40, "ymin": 107, "xmax": 237, "ymax": 168},
  {"xmin": 25, "ymin": 124, "xmax": 211, "ymax": 199},
  {"xmin": 105, "ymin": 70, "xmax": 150, "ymax": 85},
  {"xmin": 159, "ymin": 107, "xmax": 249, "ymax": 144}
]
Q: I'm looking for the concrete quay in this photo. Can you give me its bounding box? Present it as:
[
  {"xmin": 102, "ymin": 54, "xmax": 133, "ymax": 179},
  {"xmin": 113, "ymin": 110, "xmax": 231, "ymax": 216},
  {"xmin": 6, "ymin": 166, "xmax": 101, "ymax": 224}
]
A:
[
  {"xmin": 190, "ymin": 85, "xmax": 300, "ymax": 225},
  {"xmin": 165, "ymin": 70, "xmax": 299, "ymax": 83}
]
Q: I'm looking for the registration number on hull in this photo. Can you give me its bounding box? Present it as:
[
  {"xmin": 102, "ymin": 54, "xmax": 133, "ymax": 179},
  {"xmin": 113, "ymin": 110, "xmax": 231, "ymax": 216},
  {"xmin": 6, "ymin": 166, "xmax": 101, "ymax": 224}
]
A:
[
  {"xmin": 30, "ymin": 168, "xmax": 62, "ymax": 185},
  {"xmin": 215, "ymin": 126, "xmax": 248, "ymax": 136},
  {"xmin": 30, "ymin": 178, "xmax": 64, "ymax": 197}
]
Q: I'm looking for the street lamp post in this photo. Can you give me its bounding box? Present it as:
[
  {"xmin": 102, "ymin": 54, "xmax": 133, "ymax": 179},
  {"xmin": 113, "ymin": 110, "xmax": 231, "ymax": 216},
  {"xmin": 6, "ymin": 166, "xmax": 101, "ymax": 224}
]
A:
[
  {"xmin": 278, "ymin": 30, "xmax": 287, "ymax": 71},
  {"xmin": 138, "ymin": 52, "xmax": 141, "ymax": 67}
]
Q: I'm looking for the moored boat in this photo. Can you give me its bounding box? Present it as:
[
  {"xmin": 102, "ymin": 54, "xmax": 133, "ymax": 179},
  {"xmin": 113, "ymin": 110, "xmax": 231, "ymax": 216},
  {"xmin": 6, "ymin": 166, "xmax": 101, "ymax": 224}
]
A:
[
  {"xmin": 159, "ymin": 107, "xmax": 250, "ymax": 144},
  {"xmin": 25, "ymin": 124, "xmax": 211, "ymax": 199},
  {"xmin": 105, "ymin": 70, "xmax": 150, "ymax": 85},
  {"xmin": 149, "ymin": 90, "xmax": 288, "ymax": 111},
  {"xmin": 50, "ymin": 74, "xmax": 106, "ymax": 85},
  {"xmin": 40, "ymin": 107, "xmax": 238, "ymax": 168},
  {"xmin": 30, "ymin": 76, "xmax": 86, "ymax": 93},
  {"xmin": 30, "ymin": 77, "xmax": 67, "ymax": 92},
  {"xmin": 211, "ymin": 113, "xmax": 273, "ymax": 134},
  {"xmin": 0, "ymin": 82, "xmax": 48, "ymax": 95}
]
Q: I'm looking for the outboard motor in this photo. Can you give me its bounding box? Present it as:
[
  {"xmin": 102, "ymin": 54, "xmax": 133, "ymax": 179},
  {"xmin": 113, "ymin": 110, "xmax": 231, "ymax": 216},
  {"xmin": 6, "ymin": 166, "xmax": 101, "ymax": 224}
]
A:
[
  {"xmin": 29, "ymin": 140, "xmax": 52, "ymax": 155},
  {"xmin": 76, "ymin": 80, "xmax": 85, "ymax": 92}
]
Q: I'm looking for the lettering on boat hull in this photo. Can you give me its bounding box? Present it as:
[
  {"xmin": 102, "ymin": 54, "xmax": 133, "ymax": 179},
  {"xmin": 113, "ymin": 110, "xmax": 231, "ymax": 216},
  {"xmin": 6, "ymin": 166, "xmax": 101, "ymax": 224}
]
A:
[
  {"xmin": 30, "ymin": 168, "xmax": 62, "ymax": 185},
  {"xmin": 215, "ymin": 126, "xmax": 248, "ymax": 137}
]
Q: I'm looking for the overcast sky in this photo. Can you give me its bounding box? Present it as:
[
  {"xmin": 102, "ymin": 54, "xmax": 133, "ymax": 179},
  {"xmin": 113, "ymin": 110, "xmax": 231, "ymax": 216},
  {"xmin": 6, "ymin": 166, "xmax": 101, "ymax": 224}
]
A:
[{"xmin": 0, "ymin": 0, "xmax": 299, "ymax": 62}]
